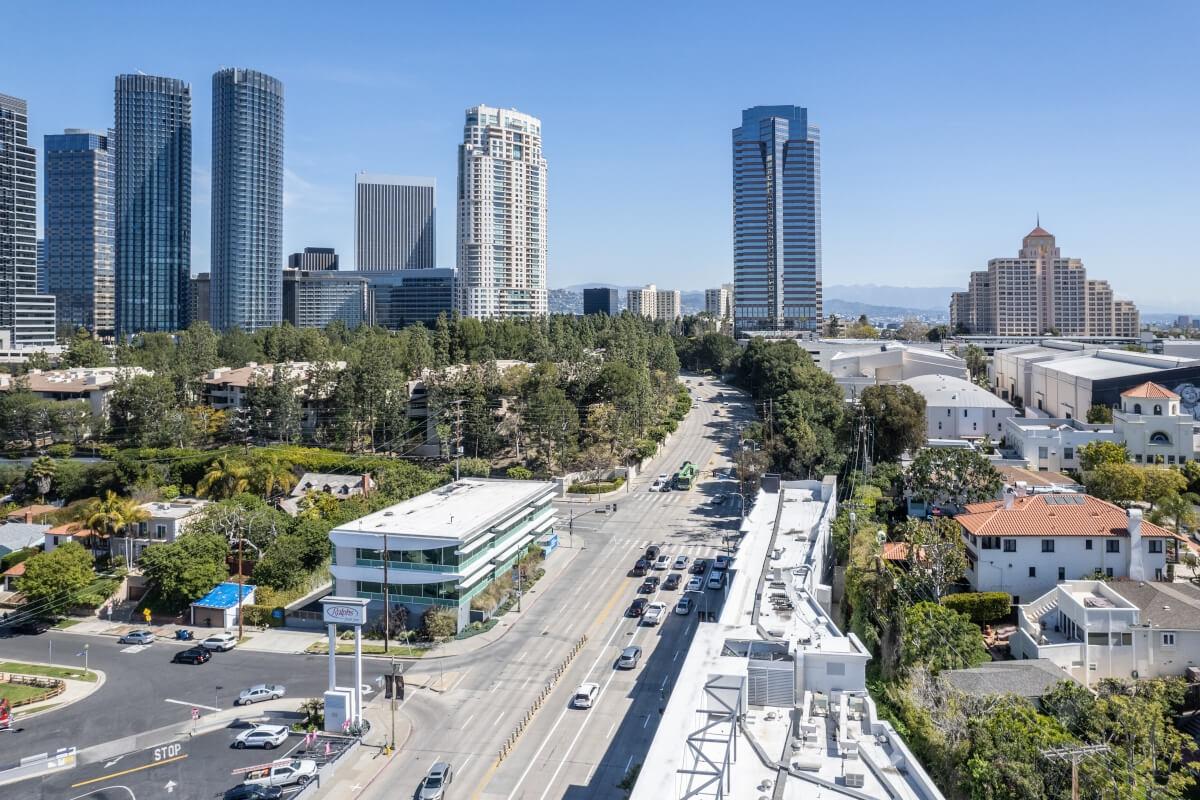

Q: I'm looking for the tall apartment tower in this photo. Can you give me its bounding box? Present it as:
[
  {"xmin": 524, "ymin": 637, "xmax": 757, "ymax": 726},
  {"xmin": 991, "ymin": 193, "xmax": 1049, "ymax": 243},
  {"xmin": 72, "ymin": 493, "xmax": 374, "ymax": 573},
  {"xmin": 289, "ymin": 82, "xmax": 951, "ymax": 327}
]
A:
[
  {"xmin": 44, "ymin": 129, "xmax": 115, "ymax": 335},
  {"xmin": 354, "ymin": 174, "xmax": 435, "ymax": 270},
  {"xmin": 0, "ymin": 93, "xmax": 55, "ymax": 347},
  {"xmin": 114, "ymin": 74, "xmax": 191, "ymax": 337},
  {"xmin": 35, "ymin": 238, "xmax": 46, "ymax": 294},
  {"xmin": 952, "ymin": 226, "xmax": 1139, "ymax": 337},
  {"xmin": 210, "ymin": 68, "xmax": 284, "ymax": 333},
  {"xmin": 627, "ymin": 285, "xmax": 680, "ymax": 321},
  {"xmin": 457, "ymin": 106, "xmax": 547, "ymax": 318},
  {"xmin": 732, "ymin": 106, "xmax": 822, "ymax": 336},
  {"xmin": 705, "ymin": 283, "xmax": 733, "ymax": 320}
]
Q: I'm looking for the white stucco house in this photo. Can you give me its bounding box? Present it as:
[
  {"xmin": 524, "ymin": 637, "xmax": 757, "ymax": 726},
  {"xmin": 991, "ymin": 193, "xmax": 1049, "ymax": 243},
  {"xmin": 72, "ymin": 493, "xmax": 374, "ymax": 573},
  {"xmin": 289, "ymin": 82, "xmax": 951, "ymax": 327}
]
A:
[
  {"xmin": 1114, "ymin": 382, "xmax": 1198, "ymax": 465},
  {"xmin": 111, "ymin": 498, "xmax": 210, "ymax": 564},
  {"xmin": 901, "ymin": 374, "xmax": 1015, "ymax": 443}
]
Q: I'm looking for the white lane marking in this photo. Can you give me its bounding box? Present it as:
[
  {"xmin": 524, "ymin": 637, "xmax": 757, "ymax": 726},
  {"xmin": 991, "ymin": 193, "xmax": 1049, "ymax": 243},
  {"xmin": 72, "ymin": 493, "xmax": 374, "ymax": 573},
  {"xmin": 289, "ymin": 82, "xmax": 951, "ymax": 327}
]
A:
[
  {"xmin": 672, "ymin": 650, "xmax": 679, "ymax": 662},
  {"xmin": 462, "ymin": 712, "xmax": 476, "ymax": 729},
  {"xmin": 458, "ymin": 755, "xmax": 474, "ymax": 774},
  {"xmin": 624, "ymin": 754, "xmax": 634, "ymax": 773},
  {"xmin": 493, "ymin": 711, "xmax": 505, "ymax": 726},
  {"xmin": 607, "ymin": 721, "xmax": 617, "ymax": 739},
  {"xmin": 164, "ymin": 698, "xmax": 220, "ymax": 712},
  {"xmin": 488, "ymin": 681, "xmax": 501, "ymax": 694},
  {"xmin": 660, "ymin": 675, "xmax": 669, "ymax": 689},
  {"xmin": 642, "ymin": 715, "xmax": 651, "ymax": 729},
  {"xmin": 103, "ymin": 756, "xmax": 124, "ymax": 768},
  {"xmin": 120, "ymin": 644, "xmax": 149, "ymax": 654}
]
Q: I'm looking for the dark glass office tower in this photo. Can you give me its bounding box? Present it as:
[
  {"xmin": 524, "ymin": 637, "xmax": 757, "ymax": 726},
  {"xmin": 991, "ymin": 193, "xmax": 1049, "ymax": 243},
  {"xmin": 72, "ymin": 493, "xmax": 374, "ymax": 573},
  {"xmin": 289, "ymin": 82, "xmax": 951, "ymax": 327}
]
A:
[
  {"xmin": 114, "ymin": 75, "xmax": 191, "ymax": 337},
  {"xmin": 732, "ymin": 106, "xmax": 821, "ymax": 335},
  {"xmin": 210, "ymin": 68, "xmax": 284, "ymax": 332},
  {"xmin": 45, "ymin": 129, "xmax": 115, "ymax": 335}
]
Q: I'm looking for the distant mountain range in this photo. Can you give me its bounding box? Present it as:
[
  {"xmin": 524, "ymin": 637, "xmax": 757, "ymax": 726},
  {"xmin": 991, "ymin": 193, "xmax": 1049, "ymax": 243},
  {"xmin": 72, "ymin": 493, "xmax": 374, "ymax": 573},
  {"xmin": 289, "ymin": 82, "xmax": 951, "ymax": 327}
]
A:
[{"xmin": 824, "ymin": 284, "xmax": 958, "ymax": 311}]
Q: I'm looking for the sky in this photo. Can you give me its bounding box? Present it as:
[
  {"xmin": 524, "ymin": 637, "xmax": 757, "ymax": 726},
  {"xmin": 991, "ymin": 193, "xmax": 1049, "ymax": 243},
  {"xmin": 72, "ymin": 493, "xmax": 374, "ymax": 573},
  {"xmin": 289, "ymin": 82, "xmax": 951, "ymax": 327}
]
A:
[{"xmin": 6, "ymin": 1, "xmax": 1199, "ymax": 311}]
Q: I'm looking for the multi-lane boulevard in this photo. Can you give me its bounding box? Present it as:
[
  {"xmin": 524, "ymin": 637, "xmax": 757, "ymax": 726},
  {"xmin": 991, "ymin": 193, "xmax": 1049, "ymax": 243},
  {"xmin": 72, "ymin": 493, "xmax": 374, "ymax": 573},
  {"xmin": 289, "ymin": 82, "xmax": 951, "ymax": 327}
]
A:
[{"xmin": 369, "ymin": 377, "xmax": 751, "ymax": 800}]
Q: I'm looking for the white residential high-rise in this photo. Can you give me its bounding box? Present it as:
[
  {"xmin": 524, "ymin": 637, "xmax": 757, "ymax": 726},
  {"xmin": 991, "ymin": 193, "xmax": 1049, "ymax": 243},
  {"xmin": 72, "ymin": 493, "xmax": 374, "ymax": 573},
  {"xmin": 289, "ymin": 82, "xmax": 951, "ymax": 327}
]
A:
[
  {"xmin": 627, "ymin": 285, "xmax": 680, "ymax": 322},
  {"xmin": 457, "ymin": 106, "xmax": 547, "ymax": 319},
  {"xmin": 705, "ymin": 283, "xmax": 733, "ymax": 320},
  {"xmin": 355, "ymin": 174, "xmax": 435, "ymax": 270}
]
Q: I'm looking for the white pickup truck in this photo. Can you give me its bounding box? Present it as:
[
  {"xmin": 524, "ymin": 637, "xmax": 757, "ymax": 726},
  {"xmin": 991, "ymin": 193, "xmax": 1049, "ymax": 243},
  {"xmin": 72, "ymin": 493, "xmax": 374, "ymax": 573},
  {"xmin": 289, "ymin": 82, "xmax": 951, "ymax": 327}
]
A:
[
  {"xmin": 642, "ymin": 602, "xmax": 667, "ymax": 626},
  {"xmin": 242, "ymin": 759, "xmax": 318, "ymax": 789}
]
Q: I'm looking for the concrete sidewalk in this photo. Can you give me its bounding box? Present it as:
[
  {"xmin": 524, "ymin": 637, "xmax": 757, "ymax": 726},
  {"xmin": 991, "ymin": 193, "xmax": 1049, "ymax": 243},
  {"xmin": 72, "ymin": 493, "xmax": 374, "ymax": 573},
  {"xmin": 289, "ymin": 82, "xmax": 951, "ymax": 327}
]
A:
[
  {"xmin": 308, "ymin": 695, "xmax": 412, "ymax": 799},
  {"xmin": 54, "ymin": 618, "xmax": 324, "ymax": 653}
]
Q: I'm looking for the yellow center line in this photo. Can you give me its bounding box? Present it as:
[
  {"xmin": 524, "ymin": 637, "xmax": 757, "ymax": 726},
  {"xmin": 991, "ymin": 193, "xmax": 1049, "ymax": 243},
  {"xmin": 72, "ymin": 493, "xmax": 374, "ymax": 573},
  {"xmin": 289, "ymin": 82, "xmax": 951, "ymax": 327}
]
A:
[{"xmin": 71, "ymin": 753, "xmax": 189, "ymax": 788}]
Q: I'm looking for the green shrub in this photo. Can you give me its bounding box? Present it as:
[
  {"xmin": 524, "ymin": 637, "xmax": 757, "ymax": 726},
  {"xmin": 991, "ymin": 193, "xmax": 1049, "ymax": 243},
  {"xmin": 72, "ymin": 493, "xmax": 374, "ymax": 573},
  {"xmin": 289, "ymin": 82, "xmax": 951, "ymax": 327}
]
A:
[
  {"xmin": 47, "ymin": 444, "xmax": 74, "ymax": 459},
  {"xmin": 506, "ymin": 466, "xmax": 533, "ymax": 480},
  {"xmin": 567, "ymin": 476, "xmax": 625, "ymax": 494},
  {"xmin": 941, "ymin": 591, "xmax": 1012, "ymax": 626},
  {"xmin": 422, "ymin": 607, "xmax": 458, "ymax": 640}
]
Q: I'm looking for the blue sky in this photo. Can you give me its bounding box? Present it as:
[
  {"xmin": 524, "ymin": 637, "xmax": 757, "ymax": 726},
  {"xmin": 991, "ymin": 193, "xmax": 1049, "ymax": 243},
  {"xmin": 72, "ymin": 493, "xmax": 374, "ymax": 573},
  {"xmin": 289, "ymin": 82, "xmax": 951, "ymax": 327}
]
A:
[{"xmin": 6, "ymin": 1, "xmax": 1198, "ymax": 310}]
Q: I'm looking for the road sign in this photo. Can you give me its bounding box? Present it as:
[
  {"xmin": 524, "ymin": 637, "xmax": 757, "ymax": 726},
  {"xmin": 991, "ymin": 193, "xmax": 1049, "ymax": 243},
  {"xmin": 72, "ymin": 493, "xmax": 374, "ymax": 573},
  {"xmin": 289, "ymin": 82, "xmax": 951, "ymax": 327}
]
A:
[
  {"xmin": 143, "ymin": 608, "xmax": 151, "ymax": 623},
  {"xmin": 191, "ymin": 707, "xmax": 199, "ymax": 720}
]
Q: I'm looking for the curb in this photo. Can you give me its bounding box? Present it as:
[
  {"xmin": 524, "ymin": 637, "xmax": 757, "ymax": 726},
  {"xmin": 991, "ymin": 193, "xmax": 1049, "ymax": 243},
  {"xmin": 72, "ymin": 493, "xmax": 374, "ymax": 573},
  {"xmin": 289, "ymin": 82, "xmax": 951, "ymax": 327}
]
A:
[{"xmin": 3, "ymin": 664, "xmax": 107, "ymax": 722}]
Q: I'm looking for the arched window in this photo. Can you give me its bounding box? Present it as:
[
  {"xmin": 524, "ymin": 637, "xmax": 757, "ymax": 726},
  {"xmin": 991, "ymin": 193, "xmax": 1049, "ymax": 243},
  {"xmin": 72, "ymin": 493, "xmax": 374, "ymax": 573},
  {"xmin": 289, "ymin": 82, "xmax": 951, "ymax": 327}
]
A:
[
  {"xmin": 1133, "ymin": 403, "xmax": 1142, "ymax": 414},
  {"xmin": 1150, "ymin": 431, "xmax": 1171, "ymax": 445},
  {"xmin": 1153, "ymin": 405, "xmax": 1163, "ymax": 416}
]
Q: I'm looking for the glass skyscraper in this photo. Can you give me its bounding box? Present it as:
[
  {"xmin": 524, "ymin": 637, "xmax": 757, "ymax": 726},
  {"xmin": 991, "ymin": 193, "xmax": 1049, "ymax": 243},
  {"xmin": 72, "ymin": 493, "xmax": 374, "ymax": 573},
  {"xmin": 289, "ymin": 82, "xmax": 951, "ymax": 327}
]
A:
[
  {"xmin": 732, "ymin": 105, "xmax": 822, "ymax": 335},
  {"xmin": 0, "ymin": 92, "xmax": 55, "ymax": 347},
  {"xmin": 210, "ymin": 68, "xmax": 284, "ymax": 333},
  {"xmin": 44, "ymin": 129, "xmax": 115, "ymax": 335},
  {"xmin": 114, "ymin": 75, "xmax": 191, "ymax": 337}
]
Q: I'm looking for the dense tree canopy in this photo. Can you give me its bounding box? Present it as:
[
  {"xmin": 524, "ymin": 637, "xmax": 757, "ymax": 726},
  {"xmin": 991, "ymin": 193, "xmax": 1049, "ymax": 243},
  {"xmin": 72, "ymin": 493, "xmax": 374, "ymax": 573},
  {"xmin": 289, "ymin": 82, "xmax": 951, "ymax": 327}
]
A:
[
  {"xmin": 18, "ymin": 542, "xmax": 94, "ymax": 617},
  {"xmin": 858, "ymin": 384, "xmax": 927, "ymax": 463},
  {"xmin": 907, "ymin": 447, "xmax": 1002, "ymax": 507}
]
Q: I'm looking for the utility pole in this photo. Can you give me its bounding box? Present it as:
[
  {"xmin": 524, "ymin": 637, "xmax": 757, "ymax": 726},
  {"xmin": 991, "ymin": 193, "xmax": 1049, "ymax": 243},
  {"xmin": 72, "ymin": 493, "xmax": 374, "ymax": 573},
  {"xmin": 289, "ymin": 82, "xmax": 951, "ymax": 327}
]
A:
[
  {"xmin": 1041, "ymin": 743, "xmax": 1109, "ymax": 800},
  {"xmin": 389, "ymin": 657, "xmax": 399, "ymax": 753},
  {"xmin": 383, "ymin": 530, "xmax": 390, "ymax": 653},
  {"xmin": 236, "ymin": 534, "xmax": 245, "ymax": 640}
]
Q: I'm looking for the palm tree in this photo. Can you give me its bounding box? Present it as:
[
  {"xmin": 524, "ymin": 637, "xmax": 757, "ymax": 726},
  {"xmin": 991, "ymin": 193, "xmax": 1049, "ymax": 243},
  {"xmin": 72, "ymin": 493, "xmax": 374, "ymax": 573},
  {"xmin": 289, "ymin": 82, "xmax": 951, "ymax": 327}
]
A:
[
  {"xmin": 196, "ymin": 457, "xmax": 252, "ymax": 499},
  {"xmin": 26, "ymin": 456, "xmax": 57, "ymax": 503},
  {"xmin": 252, "ymin": 456, "xmax": 297, "ymax": 499},
  {"xmin": 1156, "ymin": 491, "xmax": 1200, "ymax": 536},
  {"xmin": 83, "ymin": 490, "xmax": 150, "ymax": 563}
]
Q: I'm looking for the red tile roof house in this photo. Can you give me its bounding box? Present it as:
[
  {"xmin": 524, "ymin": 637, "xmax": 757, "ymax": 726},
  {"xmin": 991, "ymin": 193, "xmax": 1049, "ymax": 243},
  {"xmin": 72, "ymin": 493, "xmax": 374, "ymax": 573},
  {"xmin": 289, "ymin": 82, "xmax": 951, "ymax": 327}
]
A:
[{"xmin": 957, "ymin": 493, "xmax": 1181, "ymax": 605}]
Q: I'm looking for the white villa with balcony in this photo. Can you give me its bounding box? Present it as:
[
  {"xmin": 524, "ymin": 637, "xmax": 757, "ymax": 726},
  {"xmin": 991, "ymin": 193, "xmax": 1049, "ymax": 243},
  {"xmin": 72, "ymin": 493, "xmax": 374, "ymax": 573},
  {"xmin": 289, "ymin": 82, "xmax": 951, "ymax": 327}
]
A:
[
  {"xmin": 112, "ymin": 498, "xmax": 210, "ymax": 564},
  {"xmin": 1012, "ymin": 579, "xmax": 1200, "ymax": 684},
  {"xmin": 328, "ymin": 478, "xmax": 557, "ymax": 632}
]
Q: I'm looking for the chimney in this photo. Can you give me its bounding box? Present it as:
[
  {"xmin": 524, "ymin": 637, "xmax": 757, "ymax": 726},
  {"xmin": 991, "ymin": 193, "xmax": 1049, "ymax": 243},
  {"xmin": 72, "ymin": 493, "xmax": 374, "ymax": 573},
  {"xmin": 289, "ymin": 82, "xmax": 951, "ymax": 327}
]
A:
[
  {"xmin": 25, "ymin": 510, "xmax": 33, "ymax": 523},
  {"xmin": 361, "ymin": 474, "xmax": 371, "ymax": 497},
  {"xmin": 1003, "ymin": 488, "xmax": 1016, "ymax": 510},
  {"xmin": 1127, "ymin": 508, "xmax": 1145, "ymax": 581}
]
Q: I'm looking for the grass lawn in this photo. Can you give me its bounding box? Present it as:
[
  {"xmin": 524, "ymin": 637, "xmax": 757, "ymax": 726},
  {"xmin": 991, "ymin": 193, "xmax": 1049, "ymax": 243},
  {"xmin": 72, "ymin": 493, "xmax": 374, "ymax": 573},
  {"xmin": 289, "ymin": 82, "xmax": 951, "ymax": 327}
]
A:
[
  {"xmin": 304, "ymin": 642, "xmax": 425, "ymax": 657},
  {"xmin": 53, "ymin": 619, "xmax": 81, "ymax": 629},
  {"xmin": 0, "ymin": 682, "xmax": 48, "ymax": 705},
  {"xmin": 0, "ymin": 661, "xmax": 97, "ymax": 682}
]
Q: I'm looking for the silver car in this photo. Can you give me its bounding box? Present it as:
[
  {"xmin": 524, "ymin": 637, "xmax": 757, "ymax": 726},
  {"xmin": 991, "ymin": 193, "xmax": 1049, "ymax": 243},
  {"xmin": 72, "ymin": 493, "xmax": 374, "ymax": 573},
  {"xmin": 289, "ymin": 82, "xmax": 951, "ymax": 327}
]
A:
[
  {"xmin": 617, "ymin": 645, "xmax": 642, "ymax": 669},
  {"xmin": 118, "ymin": 629, "xmax": 155, "ymax": 645},
  {"xmin": 419, "ymin": 761, "xmax": 453, "ymax": 800},
  {"xmin": 233, "ymin": 724, "xmax": 289, "ymax": 750},
  {"xmin": 236, "ymin": 684, "xmax": 285, "ymax": 705}
]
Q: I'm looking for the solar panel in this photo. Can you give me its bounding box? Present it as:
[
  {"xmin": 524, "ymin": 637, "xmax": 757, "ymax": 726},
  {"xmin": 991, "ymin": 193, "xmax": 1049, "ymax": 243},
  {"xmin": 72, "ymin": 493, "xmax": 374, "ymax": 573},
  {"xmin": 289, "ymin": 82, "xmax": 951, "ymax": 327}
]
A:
[{"xmin": 1044, "ymin": 495, "xmax": 1084, "ymax": 505}]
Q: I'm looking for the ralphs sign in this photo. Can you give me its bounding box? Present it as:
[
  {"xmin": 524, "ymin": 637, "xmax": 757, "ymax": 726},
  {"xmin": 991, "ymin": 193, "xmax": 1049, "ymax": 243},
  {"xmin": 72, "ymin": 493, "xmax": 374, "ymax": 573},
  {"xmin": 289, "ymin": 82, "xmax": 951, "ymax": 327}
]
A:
[{"xmin": 320, "ymin": 596, "xmax": 369, "ymax": 626}]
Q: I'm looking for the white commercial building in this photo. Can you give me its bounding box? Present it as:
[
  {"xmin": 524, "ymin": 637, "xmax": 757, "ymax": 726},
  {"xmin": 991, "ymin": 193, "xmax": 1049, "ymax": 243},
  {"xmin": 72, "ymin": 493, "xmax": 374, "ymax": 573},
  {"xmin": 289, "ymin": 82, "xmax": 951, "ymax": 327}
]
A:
[
  {"xmin": 112, "ymin": 498, "xmax": 210, "ymax": 564},
  {"xmin": 456, "ymin": 106, "xmax": 547, "ymax": 319},
  {"xmin": 0, "ymin": 366, "xmax": 148, "ymax": 419},
  {"xmin": 990, "ymin": 340, "xmax": 1091, "ymax": 406},
  {"xmin": 328, "ymin": 479, "xmax": 557, "ymax": 632},
  {"xmin": 1028, "ymin": 348, "xmax": 1196, "ymax": 420},
  {"xmin": 632, "ymin": 476, "xmax": 944, "ymax": 800},
  {"xmin": 901, "ymin": 374, "xmax": 1014, "ymax": 442},
  {"xmin": 958, "ymin": 493, "xmax": 1178, "ymax": 605},
  {"xmin": 1012, "ymin": 579, "xmax": 1200, "ymax": 684},
  {"xmin": 1002, "ymin": 417, "xmax": 1118, "ymax": 473},
  {"xmin": 829, "ymin": 343, "xmax": 968, "ymax": 397}
]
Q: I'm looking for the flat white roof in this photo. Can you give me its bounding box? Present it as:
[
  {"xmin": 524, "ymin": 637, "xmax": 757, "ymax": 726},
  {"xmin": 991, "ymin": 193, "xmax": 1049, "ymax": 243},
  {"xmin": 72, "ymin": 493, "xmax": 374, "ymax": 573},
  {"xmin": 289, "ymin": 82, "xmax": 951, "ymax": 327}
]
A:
[
  {"xmin": 330, "ymin": 479, "xmax": 556, "ymax": 542},
  {"xmin": 1036, "ymin": 349, "xmax": 1196, "ymax": 381},
  {"xmin": 355, "ymin": 172, "xmax": 435, "ymax": 187},
  {"xmin": 902, "ymin": 374, "xmax": 1013, "ymax": 409}
]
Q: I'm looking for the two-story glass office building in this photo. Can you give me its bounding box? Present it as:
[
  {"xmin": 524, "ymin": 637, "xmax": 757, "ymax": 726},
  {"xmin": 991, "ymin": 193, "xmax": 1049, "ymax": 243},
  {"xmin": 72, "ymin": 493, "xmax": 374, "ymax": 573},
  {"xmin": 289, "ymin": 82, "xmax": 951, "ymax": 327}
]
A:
[{"xmin": 329, "ymin": 478, "xmax": 557, "ymax": 631}]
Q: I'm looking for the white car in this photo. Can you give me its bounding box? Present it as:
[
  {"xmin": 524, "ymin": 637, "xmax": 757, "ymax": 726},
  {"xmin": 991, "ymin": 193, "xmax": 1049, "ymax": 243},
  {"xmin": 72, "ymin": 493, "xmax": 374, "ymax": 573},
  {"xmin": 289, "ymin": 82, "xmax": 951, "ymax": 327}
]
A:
[
  {"xmin": 233, "ymin": 724, "xmax": 290, "ymax": 750},
  {"xmin": 643, "ymin": 602, "xmax": 667, "ymax": 625},
  {"xmin": 201, "ymin": 631, "xmax": 238, "ymax": 652},
  {"xmin": 572, "ymin": 682, "xmax": 600, "ymax": 709},
  {"xmin": 675, "ymin": 596, "xmax": 693, "ymax": 615},
  {"xmin": 672, "ymin": 555, "xmax": 689, "ymax": 570},
  {"xmin": 686, "ymin": 576, "xmax": 703, "ymax": 592},
  {"xmin": 653, "ymin": 554, "xmax": 670, "ymax": 570}
]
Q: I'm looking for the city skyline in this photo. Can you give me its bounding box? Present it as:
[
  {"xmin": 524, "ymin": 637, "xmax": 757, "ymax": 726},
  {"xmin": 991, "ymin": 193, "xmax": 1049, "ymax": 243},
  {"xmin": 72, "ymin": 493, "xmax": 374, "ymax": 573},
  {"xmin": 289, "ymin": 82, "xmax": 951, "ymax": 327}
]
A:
[{"xmin": 3, "ymin": 4, "xmax": 1198, "ymax": 311}]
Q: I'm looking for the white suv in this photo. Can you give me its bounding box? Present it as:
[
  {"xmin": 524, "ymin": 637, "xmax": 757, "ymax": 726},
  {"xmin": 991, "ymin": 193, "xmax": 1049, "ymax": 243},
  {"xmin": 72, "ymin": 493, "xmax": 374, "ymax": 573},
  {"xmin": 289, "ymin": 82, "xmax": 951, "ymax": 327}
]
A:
[
  {"xmin": 643, "ymin": 602, "xmax": 667, "ymax": 625},
  {"xmin": 572, "ymin": 682, "xmax": 600, "ymax": 709},
  {"xmin": 201, "ymin": 631, "xmax": 238, "ymax": 652},
  {"xmin": 233, "ymin": 724, "xmax": 290, "ymax": 750}
]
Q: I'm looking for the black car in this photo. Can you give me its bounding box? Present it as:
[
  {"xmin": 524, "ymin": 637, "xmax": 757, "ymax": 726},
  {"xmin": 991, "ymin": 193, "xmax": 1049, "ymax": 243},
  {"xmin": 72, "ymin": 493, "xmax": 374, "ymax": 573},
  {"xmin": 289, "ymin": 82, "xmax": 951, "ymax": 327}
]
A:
[
  {"xmin": 663, "ymin": 573, "xmax": 682, "ymax": 591},
  {"xmin": 644, "ymin": 545, "xmax": 660, "ymax": 561},
  {"xmin": 690, "ymin": 558, "xmax": 709, "ymax": 575},
  {"xmin": 630, "ymin": 559, "xmax": 649, "ymax": 577},
  {"xmin": 638, "ymin": 576, "xmax": 660, "ymax": 594},
  {"xmin": 223, "ymin": 786, "xmax": 282, "ymax": 800},
  {"xmin": 627, "ymin": 598, "xmax": 648, "ymax": 617},
  {"xmin": 173, "ymin": 646, "xmax": 212, "ymax": 665}
]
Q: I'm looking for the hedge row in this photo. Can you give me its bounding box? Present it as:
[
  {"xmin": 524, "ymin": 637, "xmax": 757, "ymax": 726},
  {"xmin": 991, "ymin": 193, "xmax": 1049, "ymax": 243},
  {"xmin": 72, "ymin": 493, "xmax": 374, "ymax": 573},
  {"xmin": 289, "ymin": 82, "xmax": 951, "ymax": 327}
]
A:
[
  {"xmin": 568, "ymin": 476, "xmax": 626, "ymax": 494},
  {"xmin": 940, "ymin": 591, "xmax": 1012, "ymax": 626}
]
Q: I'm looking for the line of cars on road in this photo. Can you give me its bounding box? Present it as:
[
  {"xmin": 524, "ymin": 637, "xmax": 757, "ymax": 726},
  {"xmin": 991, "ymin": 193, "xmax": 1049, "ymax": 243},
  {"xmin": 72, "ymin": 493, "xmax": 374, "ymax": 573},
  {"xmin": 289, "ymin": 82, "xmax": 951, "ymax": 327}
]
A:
[{"xmin": 627, "ymin": 545, "xmax": 732, "ymax": 622}]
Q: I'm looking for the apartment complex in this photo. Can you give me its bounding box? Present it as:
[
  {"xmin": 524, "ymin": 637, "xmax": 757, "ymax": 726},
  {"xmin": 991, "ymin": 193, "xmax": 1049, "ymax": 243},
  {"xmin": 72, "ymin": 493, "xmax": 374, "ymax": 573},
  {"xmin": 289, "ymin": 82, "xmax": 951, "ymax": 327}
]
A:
[
  {"xmin": 457, "ymin": 106, "xmax": 547, "ymax": 319},
  {"xmin": 704, "ymin": 283, "xmax": 733, "ymax": 322},
  {"xmin": 0, "ymin": 93, "xmax": 56, "ymax": 347},
  {"xmin": 44, "ymin": 129, "xmax": 115, "ymax": 335},
  {"xmin": 732, "ymin": 105, "xmax": 822, "ymax": 335},
  {"xmin": 627, "ymin": 284, "xmax": 680, "ymax": 321},
  {"xmin": 354, "ymin": 174, "xmax": 436, "ymax": 270},
  {"xmin": 950, "ymin": 226, "xmax": 1139, "ymax": 338}
]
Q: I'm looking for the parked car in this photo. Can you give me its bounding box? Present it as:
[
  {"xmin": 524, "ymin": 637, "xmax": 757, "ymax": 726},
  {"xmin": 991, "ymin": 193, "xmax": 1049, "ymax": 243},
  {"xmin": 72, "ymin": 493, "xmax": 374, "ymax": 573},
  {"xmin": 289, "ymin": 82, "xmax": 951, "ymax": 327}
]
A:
[
  {"xmin": 675, "ymin": 596, "xmax": 694, "ymax": 615},
  {"xmin": 242, "ymin": 759, "xmax": 317, "ymax": 789},
  {"xmin": 418, "ymin": 761, "xmax": 453, "ymax": 800},
  {"xmin": 638, "ymin": 576, "xmax": 660, "ymax": 594},
  {"xmin": 627, "ymin": 598, "xmax": 648, "ymax": 617},
  {"xmin": 572, "ymin": 682, "xmax": 600, "ymax": 709},
  {"xmin": 672, "ymin": 555, "xmax": 689, "ymax": 569},
  {"xmin": 630, "ymin": 559, "xmax": 649, "ymax": 577},
  {"xmin": 653, "ymin": 554, "xmax": 670, "ymax": 570},
  {"xmin": 690, "ymin": 558, "xmax": 709, "ymax": 575},
  {"xmin": 644, "ymin": 544, "xmax": 660, "ymax": 561},
  {"xmin": 686, "ymin": 576, "xmax": 704, "ymax": 593},
  {"xmin": 11, "ymin": 619, "xmax": 51, "ymax": 636},
  {"xmin": 236, "ymin": 684, "xmax": 285, "ymax": 705},
  {"xmin": 663, "ymin": 573, "xmax": 682, "ymax": 591},
  {"xmin": 223, "ymin": 785, "xmax": 281, "ymax": 800},
  {"xmin": 118, "ymin": 629, "xmax": 155, "ymax": 645},
  {"xmin": 712, "ymin": 494, "xmax": 727, "ymax": 505},
  {"xmin": 713, "ymin": 555, "xmax": 732, "ymax": 571},
  {"xmin": 172, "ymin": 646, "xmax": 212, "ymax": 665},
  {"xmin": 707, "ymin": 572, "xmax": 725, "ymax": 590},
  {"xmin": 617, "ymin": 645, "xmax": 642, "ymax": 669},
  {"xmin": 643, "ymin": 602, "xmax": 667, "ymax": 625},
  {"xmin": 233, "ymin": 724, "xmax": 290, "ymax": 750},
  {"xmin": 201, "ymin": 632, "xmax": 238, "ymax": 652}
]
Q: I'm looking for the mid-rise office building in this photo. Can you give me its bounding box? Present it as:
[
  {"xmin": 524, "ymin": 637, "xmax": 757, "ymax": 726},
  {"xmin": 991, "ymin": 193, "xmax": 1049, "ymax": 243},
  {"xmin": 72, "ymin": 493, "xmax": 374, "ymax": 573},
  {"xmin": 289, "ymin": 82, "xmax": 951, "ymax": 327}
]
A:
[
  {"xmin": 354, "ymin": 174, "xmax": 435, "ymax": 270},
  {"xmin": 457, "ymin": 106, "xmax": 547, "ymax": 319},
  {"xmin": 705, "ymin": 283, "xmax": 733, "ymax": 324},
  {"xmin": 288, "ymin": 247, "xmax": 338, "ymax": 271},
  {"xmin": 210, "ymin": 68, "xmax": 284, "ymax": 333},
  {"xmin": 627, "ymin": 284, "xmax": 680, "ymax": 322},
  {"xmin": 44, "ymin": 129, "xmax": 115, "ymax": 336},
  {"xmin": 189, "ymin": 272, "xmax": 211, "ymax": 325},
  {"xmin": 282, "ymin": 268, "xmax": 368, "ymax": 329},
  {"xmin": 0, "ymin": 93, "xmax": 55, "ymax": 347},
  {"xmin": 732, "ymin": 105, "xmax": 822, "ymax": 335},
  {"xmin": 950, "ymin": 227, "xmax": 1139, "ymax": 338},
  {"xmin": 582, "ymin": 287, "xmax": 620, "ymax": 316},
  {"xmin": 359, "ymin": 268, "xmax": 455, "ymax": 330},
  {"xmin": 114, "ymin": 75, "xmax": 191, "ymax": 336}
]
